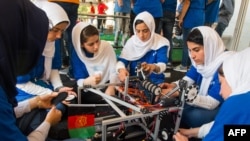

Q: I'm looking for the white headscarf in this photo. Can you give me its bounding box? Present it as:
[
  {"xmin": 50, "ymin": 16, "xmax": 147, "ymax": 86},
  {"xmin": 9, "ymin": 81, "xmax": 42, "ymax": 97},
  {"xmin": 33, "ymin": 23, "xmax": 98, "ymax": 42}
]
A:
[
  {"xmin": 120, "ymin": 11, "xmax": 169, "ymax": 61},
  {"xmin": 223, "ymin": 47, "xmax": 250, "ymax": 96},
  {"xmin": 190, "ymin": 26, "xmax": 234, "ymax": 96},
  {"xmin": 72, "ymin": 22, "xmax": 117, "ymax": 84},
  {"xmin": 33, "ymin": 1, "xmax": 70, "ymax": 80}
]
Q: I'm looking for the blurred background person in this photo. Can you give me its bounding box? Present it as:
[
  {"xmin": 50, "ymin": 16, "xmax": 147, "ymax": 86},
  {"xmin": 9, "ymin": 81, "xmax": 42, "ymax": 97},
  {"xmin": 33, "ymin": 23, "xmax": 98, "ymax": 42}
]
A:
[
  {"xmin": 89, "ymin": 1, "xmax": 95, "ymax": 24},
  {"xmin": 174, "ymin": 0, "xmax": 206, "ymax": 73},
  {"xmin": 215, "ymin": 0, "xmax": 235, "ymax": 37},
  {"xmin": 113, "ymin": 0, "xmax": 131, "ymax": 47},
  {"xmin": 129, "ymin": 0, "xmax": 164, "ymax": 36},
  {"xmin": 97, "ymin": 0, "xmax": 108, "ymax": 31},
  {"xmin": 160, "ymin": 0, "xmax": 177, "ymax": 69},
  {"xmin": 204, "ymin": 0, "xmax": 220, "ymax": 27}
]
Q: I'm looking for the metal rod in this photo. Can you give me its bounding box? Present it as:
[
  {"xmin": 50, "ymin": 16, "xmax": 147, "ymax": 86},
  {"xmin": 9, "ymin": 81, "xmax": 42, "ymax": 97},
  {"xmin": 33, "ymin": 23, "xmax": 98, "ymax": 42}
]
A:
[
  {"xmin": 124, "ymin": 76, "xmax": 129, "ymax": 101},
  {"xmin": 88, "ymin": 88, "xmax": 141, "ymax": 112},
  {"xmin": 103, "ymin": 98, "xmax": 126, "ymax": 117},
  {"xmin": 173, "ymin": 89, "xmax": 185, "ymax": 134},
  {"xmin": 77, "ymin": 86, "xmax": 82, "ymax": 104},
  {"xmin": 78, "ymin": 13, "xmax": 130, "ymax": 19},
  {"xmin": 83, "ymin": 82, "xmax": 123, "ymax": 89}
]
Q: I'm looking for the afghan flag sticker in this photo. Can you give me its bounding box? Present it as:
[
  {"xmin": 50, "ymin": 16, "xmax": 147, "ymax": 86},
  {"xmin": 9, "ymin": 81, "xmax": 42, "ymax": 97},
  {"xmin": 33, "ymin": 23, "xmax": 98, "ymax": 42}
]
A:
[{"xmin": 68, "ymin": 114, "xmax": 95, "ymax": 139}]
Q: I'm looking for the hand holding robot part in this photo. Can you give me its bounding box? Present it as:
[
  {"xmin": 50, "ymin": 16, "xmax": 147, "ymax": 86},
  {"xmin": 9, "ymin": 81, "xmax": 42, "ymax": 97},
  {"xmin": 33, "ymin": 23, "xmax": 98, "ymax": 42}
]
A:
[
  {"xmin": 36, "ymin": 92, "xmax": 59, "ymax": 109},
  {"xmin": 30, "ymin": 93, "xmax": 63, "ymax": 126},
  {"xmin": 159, "ymin": 82, "xmax": 179, "ymax": 98},
  {"xmin": 45, "ymin": 106, "xmax": 62, "ymax": 126},
  {"xmin": 55, "ymin": 86, "xmax": 77, "ymax": 101},
  {"xmin": 159, "ymin": 82, "xmax": 176, "ymax": 89},
  {"xmin": 141, "ymin": 62, "xmax": 159, "ymax": 74},
  {"xmin": 105, "ymin": 86, "xmax": 116, "ymax": 96},
  {"xmin": 94, "ymin": 70, "xmax": 102, "ymax": 83},
  {"xmin": 118, "ymin": 68, "xmax": 129, "ymax": 82},
  {"xmin": 178, "ymin": 128, "xmax": 199, "ymax": 138},
  {"xmin": 84, "ymin": 75, "xmax": 102, "ymax": 86}
]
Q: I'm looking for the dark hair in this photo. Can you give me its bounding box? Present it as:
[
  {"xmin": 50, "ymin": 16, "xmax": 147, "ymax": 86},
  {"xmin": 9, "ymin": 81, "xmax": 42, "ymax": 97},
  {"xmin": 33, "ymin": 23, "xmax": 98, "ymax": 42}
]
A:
[
  {"xmin": 80, "ymin": 25, "xmax": 99, "ymax": 44},
  {"xmin": 218, "ymin": 64, "xmax": 224, "ymax": 77},
  {"xmin": 187, "ymin": 28, "xmax": 203, "ymax": 46},
  {"xmin": 134, "ymin": 19, "xmax": 144, "ymax": 27}
]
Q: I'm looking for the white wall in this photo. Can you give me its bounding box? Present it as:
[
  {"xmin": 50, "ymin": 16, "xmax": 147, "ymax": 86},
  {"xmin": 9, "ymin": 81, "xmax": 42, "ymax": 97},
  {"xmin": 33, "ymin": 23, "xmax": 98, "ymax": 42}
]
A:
[{"xmin": 223, "ymin": 0, "xmax": 250, "ymax": 51}]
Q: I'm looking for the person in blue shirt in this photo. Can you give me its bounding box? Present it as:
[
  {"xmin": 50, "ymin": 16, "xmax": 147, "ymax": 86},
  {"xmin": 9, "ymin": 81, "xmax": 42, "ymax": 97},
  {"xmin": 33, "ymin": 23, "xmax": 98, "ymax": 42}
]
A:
[
  {"xmin": 160, "ymin": 26, "xmax": 234, "ymax": 128},
  {"xmin": 174, "ymin": 0, "xmax": 206, "ymax": 72},
  {"xmin": 205, "ymin": 0, "xmax": 220, "ymax": 26},
  {"xmin": 159, "ymin": 0, "xmax": 177, "ymax": 68},
  {"xmin": 130, "ymin": 0, "xmax": 163, "ymax": 35},
  {"xmin": 215, "ymin": 0, "xmax": 235, "ymax": 36},
  {"xmin": 113, "ymin": 0, "xmax": 131, "ymax": 47},
  {"xmin": 71, "ymin": 22, "xmax": 118, "ymax": 104},
  {"xmin": 117, "ymin": 11, "xmax": 170, "ymax": 103},
  {"xmin": 174, "ymin": 47, "xmax": 250, "ymax": 141},
  {"xmin": 16, "ymin": 1, "xmax": 76, "ymax": 102}
]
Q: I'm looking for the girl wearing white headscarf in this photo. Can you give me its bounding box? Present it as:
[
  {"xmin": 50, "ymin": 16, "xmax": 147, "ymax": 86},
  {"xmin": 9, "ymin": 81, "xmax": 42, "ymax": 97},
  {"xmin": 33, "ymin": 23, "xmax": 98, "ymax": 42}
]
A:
[
  {"xmin": 202, "ymin": 47, "xmax": 250, "ymax": 141},
  {"xmin": 16, "ymin": 1, "xmax": 75, "ymax": 102},
  {"xmin": 71, "ymin": 22, "xmax": 117, "ymax": 104},
  {"xmin": 176, "ymin": 48, "xmax": 250, "ymax": 141},
  {"xmin": 173, "ymin": 47, "xmax": 250, "ymax": 141},
  {"xmin": 160, "ymin": 26, "xmax": 234, "ymax": 128},
  {"xmin": 116, "ymin": 11, "xmax": 170, "ymax": 85}
]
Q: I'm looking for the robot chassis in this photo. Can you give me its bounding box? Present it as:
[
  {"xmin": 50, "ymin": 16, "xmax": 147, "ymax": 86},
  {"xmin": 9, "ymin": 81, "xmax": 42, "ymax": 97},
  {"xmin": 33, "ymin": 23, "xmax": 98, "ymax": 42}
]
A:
[{"xmin": 74, "ymin": 64, "xmax": 193, "ymax": 141}]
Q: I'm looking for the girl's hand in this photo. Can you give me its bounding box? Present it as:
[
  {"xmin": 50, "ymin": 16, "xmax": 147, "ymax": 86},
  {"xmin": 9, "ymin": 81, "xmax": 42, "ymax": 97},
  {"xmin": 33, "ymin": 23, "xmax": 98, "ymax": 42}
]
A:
[
  {"xmin": 45, "ymin": 106, "xmax": 62, "ymax": 126},
  {"xmin": 141, "ymin": 62, "xmax": 159, "ymax": 74},
  {"xmin": 118, "ymin": 68, "xmax": 129, "ymax": 82},
  {"xmin": 173, "ymin": 132, "xmax": 189, "ymax": 141},
  {"xmin": 159, "ymin": 83, "xmax": 179, "ymax": 97},
  {"xmin": 57, "ymin": 87, "xmax": 77, "ymax": 97},
  {"xmin": 37, "ymin": 92, "xmax": 59, "ymax": 109}
]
